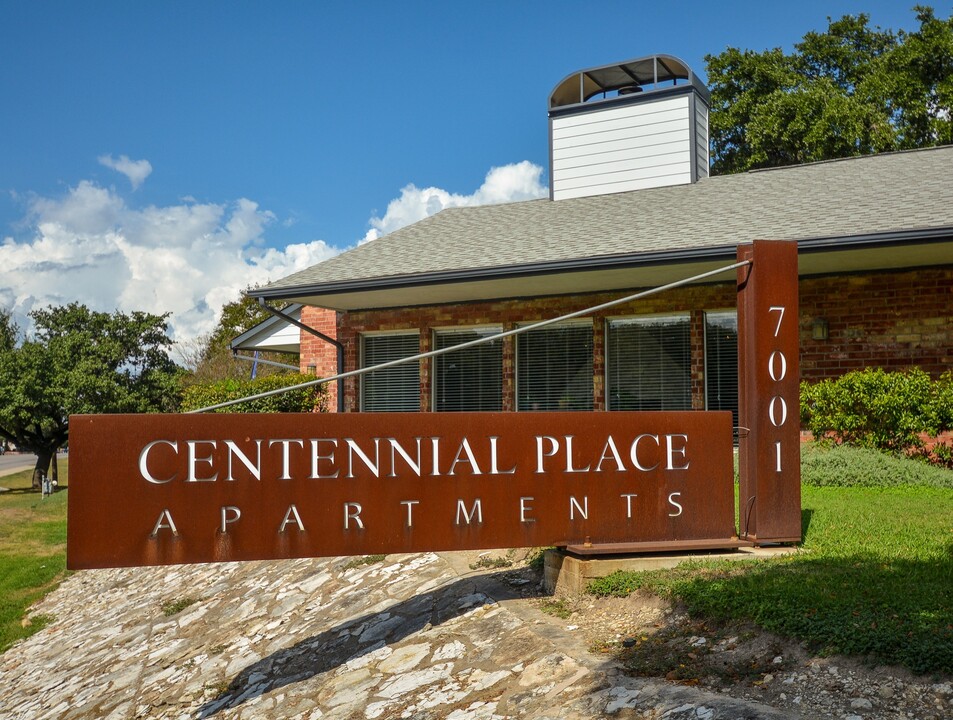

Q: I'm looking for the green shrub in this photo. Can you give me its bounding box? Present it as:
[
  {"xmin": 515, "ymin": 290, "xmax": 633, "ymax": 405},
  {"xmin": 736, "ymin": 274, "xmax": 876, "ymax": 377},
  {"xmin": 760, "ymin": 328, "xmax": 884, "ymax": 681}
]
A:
[
  {"xmin": 180, "ymin": 373, "xmax": 327, "ymax": 413},
  {"xmin": 931, "ymin": 371, "xmax": 953, "ymax": 429},
  {"xmin": 801, "ymin": 368, "xmax": 950, "ymax": 454},
  {"xmin": 931, "ymin": 440, "xmax": 953, "ymax": 469},
  {"xmin": 801, "ymin": 442, "xmax": 953, "ymax": 489}
]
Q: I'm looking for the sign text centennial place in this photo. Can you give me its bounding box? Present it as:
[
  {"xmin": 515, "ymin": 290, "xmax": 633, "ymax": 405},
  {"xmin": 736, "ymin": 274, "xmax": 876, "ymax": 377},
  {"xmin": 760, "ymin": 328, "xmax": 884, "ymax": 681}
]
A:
[{"xmin": 67, "ymin": 411, "xmax": 734, "ymax": 569}]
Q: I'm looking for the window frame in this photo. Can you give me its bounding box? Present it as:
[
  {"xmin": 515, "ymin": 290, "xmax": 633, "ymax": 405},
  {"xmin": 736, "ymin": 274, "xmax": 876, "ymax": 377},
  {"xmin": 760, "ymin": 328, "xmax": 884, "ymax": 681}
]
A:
[
  {"xmin": 703, "ymin": 309, "xmax": 739, "ymax": 427},
  {"xmin": 359, "ymin": 330, "xmax": 421, "ymax": 412},
  {"xmin": 604, "ymin": 312, "xmax": 693, "ymax": 412},
  {"xmin": 431, "ymin": 325, "xmax": 504, "ymax": 412},
  {"xmin": 515, "ymin": 319, "xmax": 594, "ymax": 412}
]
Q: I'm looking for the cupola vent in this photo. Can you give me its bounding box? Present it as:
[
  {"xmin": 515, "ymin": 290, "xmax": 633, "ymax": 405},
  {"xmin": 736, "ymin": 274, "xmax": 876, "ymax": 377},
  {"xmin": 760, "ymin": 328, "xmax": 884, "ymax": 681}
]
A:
[{"xmin": 548, "ymin": 54, "xmax": 710, "ymax": 201}]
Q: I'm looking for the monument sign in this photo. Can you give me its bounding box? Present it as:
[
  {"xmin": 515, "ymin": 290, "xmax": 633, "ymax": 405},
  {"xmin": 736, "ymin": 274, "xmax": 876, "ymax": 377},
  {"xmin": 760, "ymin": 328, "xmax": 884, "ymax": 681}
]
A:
[{"xmin": 67, "ymin": 240, "xmax": 800, "ymax": 569}]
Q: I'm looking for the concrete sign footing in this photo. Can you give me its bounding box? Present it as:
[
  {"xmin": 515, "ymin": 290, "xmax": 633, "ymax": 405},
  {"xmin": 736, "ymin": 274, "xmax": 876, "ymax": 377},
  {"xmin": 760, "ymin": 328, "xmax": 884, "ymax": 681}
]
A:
[{"xmin": 543, "ymin": 546, "xmax": 798, "ymax": 596}]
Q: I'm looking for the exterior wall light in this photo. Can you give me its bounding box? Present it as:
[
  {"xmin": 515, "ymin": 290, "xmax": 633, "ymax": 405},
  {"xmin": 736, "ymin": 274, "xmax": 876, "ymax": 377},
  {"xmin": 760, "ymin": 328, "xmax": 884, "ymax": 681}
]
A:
[{"xmin": 812, "ymin": 318, "xmax": 829, "ymax": 341}]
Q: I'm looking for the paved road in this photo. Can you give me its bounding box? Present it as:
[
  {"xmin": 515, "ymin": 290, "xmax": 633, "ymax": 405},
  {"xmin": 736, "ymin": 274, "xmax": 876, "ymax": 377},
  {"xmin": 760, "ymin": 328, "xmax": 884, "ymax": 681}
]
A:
[{"xmin": 0, "ymin": 452, "xmax": 37, "ymax": 478}]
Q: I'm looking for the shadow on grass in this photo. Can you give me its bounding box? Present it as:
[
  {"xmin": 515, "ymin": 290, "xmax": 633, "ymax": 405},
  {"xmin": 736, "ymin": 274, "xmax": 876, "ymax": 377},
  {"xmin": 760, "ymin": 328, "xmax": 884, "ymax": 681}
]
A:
[
  {"xmin": 661, "ymin": 548, "xmax": 953, "ymax": 676},
  {"xmin": 800, "ymin": 507, "xmax": 813, "ymax": 539},
  {"xmin": 196, "ymin": 566, "xmax": 544, "ymax": 718},
  {"xmin": 0, "ymin": 485, "xmax": 68, "ymax": 496}
]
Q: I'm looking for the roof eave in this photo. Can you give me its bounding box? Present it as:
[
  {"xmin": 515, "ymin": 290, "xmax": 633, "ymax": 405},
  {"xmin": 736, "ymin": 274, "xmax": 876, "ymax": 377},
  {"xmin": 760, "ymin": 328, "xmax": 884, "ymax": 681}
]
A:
[
  {"xmin": 247, "ymin": 245, "xmax": 741, "ymax": 302},
  {"xmin": 248, "ymin": 226, "xmax": 953, "ymax": 309},
  {"xmin": 796, "ymin": 225, "xmax": 953, "ymax": 254},
  {"xmin": 228, "ymin": 302, "xmax": 303, "ymax": 351}
]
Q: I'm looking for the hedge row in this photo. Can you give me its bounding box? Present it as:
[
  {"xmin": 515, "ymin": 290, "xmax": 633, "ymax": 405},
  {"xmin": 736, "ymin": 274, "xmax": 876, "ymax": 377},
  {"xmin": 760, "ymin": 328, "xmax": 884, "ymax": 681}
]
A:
[
  {"xmin": 800, "ymin": 368, "xmax": 953, "ymax": 466},
  {"xmin": 180, "ymin": 373, "xmax": 328, "ymax": 413},
  {"xmin": 800, "ymin": 441, "xmax": 953, "ymax": 488}
]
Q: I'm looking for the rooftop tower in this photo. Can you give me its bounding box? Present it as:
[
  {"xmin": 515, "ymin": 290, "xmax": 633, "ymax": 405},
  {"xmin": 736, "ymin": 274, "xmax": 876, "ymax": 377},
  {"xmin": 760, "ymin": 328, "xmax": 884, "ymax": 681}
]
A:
[{"xmin": 548, "ymin": 54, "xmax": 710, "ymax": 201}]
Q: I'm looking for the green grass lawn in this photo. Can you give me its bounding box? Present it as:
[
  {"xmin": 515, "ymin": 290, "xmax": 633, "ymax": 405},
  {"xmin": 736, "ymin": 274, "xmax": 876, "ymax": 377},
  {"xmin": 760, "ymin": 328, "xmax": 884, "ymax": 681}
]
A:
[
  {"xmin": 590, "ymin": 444, "xmax": 953, "ymax": 675},
  {"xmin": 0, "ymin": 461, "xmax": 68, "ymax": 653}
]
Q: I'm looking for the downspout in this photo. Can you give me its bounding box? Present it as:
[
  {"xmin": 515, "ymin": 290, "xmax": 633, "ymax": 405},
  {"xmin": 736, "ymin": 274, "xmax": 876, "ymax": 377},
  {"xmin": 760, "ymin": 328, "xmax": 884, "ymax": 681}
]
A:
[{"xmin": 258, "ymin": 299, "xmax": 345, "ymax": 412}]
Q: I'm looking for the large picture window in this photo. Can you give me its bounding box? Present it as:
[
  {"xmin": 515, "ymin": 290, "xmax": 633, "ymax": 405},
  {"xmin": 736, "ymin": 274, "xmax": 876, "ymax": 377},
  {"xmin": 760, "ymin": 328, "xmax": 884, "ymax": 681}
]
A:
[
  {"xmin": 517, "ymin": 322, "xmax": 593, "ymax": 411},
  {"xmin": 606, "ymin": 315, "xmax": 691, "ymax": 411},
  {"xmin": 704, "ymin": 311, "xmax": 738, "ymax": 426},
  {"xmin": 433, "ymin": 328, "xmax": 503, "ymax": 411},
  {"xmin": 361, "ymin": 333, "xmax": 420, "ymax": 412}
]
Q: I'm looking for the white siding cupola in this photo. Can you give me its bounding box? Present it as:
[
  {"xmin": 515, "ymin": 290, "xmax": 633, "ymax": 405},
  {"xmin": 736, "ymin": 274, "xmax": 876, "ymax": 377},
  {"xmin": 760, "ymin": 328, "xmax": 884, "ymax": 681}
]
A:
[{"xmin": 548, "ymin": 54, "xmax": 710, "ymax": 201}]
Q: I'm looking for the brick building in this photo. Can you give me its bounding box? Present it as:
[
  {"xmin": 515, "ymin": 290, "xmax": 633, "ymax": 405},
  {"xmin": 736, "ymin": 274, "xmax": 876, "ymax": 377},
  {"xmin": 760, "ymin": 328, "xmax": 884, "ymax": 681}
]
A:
[{"xmin": 238, "ymin": 55, "xmax": 953, "ymax": 415}]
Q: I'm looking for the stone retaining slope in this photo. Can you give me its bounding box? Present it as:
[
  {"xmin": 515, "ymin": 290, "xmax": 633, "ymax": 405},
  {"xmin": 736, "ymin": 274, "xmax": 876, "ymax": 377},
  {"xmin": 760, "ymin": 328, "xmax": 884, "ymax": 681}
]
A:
[{"xmin": 0, "ymin": 552, "xmax": 792, "ymax": 719}]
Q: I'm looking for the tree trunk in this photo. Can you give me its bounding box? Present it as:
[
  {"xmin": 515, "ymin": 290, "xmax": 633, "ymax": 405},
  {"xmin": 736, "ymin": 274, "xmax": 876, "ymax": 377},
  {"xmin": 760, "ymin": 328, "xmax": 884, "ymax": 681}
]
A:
[{"xmin": 33, "ymin": 449, "xmax": 53, "ymax": 490}]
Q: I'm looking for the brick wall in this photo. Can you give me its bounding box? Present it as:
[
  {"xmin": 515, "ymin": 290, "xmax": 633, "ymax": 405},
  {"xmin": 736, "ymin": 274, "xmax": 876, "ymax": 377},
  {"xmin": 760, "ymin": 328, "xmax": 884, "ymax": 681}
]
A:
[
  {"xmin": 297, "ymin": 266, "xmax": 953, "ymax": 412},
  {"xmin": 329, "ymin": 284, "xmax": 735, "ymax": 412},
  {"xmin": 799, "ymin": 268, "xmax": 953, "ymax": 379},
  {"xmin": 298, "ymin": 306, "xmax": 340, "ymax": 410}
]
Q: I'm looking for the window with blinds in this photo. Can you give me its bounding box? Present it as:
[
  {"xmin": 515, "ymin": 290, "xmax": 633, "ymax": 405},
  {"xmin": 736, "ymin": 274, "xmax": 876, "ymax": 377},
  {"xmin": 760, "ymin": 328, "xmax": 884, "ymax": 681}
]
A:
[
  {"xmin": 705, "ymin": 311, "xmax": 738, "ymax": 426},
  {"xmin": 361, "ymin": 333, "xmax": 420, "ymax": 412},
  {"xmin": 516, "ymin": 323, "xmax": 593, "ymax": 411},
  {"xmin": 433, "ymin": 328, "xmax": 503, "ymax": 411},
  {"xmin": 606, "ymin": 315, "xmax": 691, "ymax": 411}
]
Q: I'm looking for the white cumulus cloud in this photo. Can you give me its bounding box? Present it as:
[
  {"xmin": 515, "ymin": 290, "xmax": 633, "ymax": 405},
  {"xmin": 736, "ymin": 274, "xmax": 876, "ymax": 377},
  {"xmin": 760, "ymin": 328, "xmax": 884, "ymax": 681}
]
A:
[
  {"xmin": 362, "ymin": 160, "xmax": 546, "ymax": 243},
  {"xmin": 98, "ymin": 154, "xmax": 153, "ymax": 189},
  {"xmin": 2, "ymin": 158, "xmax": 545, "ymax": 352},
  {"xmin": 1, "ymin": 179, "xmax": 339, "ymax": 345}
]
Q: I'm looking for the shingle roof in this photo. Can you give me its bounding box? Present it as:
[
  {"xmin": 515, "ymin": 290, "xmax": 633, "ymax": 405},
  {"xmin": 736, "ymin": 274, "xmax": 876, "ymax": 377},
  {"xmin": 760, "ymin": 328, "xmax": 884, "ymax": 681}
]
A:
[{"xmin": 259, "ymin": 146, "xmax": 953, "ymax": 296}]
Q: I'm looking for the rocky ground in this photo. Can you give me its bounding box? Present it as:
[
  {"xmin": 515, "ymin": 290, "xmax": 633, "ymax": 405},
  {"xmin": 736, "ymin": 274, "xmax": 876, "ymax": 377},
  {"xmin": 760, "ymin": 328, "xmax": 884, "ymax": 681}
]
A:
[
  {"xmin": 0, "ymin": 548, "xmax": 949, "ymax": 719},
  {"xmin": 536, "ymin": 591, "xmax": 952, "ymax": 720}
]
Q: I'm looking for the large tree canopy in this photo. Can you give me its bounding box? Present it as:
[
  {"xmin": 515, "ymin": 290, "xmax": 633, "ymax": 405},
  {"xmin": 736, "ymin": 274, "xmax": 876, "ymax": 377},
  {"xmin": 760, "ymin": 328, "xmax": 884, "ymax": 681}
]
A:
[
  {"xmin": 0, "ymin": 304, "xmax": 180, "ymax": 487},
  {"xmin": 707, "ymin": 6, "xmax": 953, "ymax": 175}
]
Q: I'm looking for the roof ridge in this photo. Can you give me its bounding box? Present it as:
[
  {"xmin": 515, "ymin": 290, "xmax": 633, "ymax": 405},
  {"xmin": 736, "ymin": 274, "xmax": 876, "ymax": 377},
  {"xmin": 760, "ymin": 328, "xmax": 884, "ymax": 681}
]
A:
[
  {"xmin": 436, "ymin": 196, "xmax": 550, "ymax": 213},
  {"xmin": 745, "ymin": 144, "xmax": 953, "ymax": 175}
]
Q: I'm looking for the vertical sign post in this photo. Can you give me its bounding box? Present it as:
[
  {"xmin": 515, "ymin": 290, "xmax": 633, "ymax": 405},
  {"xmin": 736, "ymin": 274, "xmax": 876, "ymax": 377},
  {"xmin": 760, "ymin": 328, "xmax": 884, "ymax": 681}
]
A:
[{"xmin": 737, "ymin": 240, "xmax": 801, "ymax": 542}]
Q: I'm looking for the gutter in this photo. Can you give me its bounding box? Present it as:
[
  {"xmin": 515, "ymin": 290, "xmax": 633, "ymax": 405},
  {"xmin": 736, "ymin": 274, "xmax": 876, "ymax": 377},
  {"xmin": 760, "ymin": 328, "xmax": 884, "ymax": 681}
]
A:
[
  {"xmin": 246, "ymin": 244, "xmax": 740, "ymax": 301},
  {"xmin": 246, "ymin": 225, "xmax": 953, "ymax": 303}
]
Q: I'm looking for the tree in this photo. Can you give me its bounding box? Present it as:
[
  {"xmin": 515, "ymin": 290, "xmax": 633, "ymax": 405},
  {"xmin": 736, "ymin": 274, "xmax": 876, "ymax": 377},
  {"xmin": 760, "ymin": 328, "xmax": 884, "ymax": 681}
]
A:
[
  {"xmin": 878, "ymin": 6, "xmax": 953, "ymax": 148},
  {"xmin": 0, "ymin": 309, "xmax": 16, "ymax": 353},
  {"xmin": 177, "ymin": 290, "xmax": 298, "ymax": 385},
  {"xmin": 0, "ymin": 304, "xmax": 181, "ymax": 488},
  {"xmin": 206, "ymin": 291, "xmax": 273, "ymax": 352},
  {"xmin": 706, "ymin": 6, "xmax": 953, "ymax": 175}
]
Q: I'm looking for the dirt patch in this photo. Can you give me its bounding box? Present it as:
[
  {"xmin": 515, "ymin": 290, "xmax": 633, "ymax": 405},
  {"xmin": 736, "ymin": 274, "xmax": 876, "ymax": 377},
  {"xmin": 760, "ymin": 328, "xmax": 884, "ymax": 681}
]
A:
[{"xmin": 531, "ymin": 589, "xmax": 953, "ymax": 720}]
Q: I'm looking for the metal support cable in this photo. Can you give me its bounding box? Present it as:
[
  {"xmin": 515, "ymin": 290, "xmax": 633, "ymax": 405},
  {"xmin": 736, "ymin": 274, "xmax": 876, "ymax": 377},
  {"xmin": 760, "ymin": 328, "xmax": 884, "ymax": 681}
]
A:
[
  {"xmin": 231, "ymin": 352, "xmax": 301, "ymax": 372},
  {"xmin": 258, "ymin": 299, "xmax": 342, "ymax": 350},
  {"xmin": 258, "ymin": 299, "xmax": 346, "ymax": 412},
  {"xmin": 188, "ymin": 259, "xmax": 751, "ymax": 413}
]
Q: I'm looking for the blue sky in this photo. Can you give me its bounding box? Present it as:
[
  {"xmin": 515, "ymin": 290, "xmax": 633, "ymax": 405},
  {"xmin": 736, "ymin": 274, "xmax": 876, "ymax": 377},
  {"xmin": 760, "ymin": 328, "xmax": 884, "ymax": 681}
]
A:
[{"xmin": 0, "ymin": 1, "xmax": 926, "ymax": 344}]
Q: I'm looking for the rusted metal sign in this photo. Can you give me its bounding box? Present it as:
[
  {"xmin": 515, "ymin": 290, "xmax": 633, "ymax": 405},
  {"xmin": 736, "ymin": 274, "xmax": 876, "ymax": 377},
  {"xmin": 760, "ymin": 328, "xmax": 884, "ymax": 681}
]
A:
[
  {"xmin": 67, "ymin": 411, "xmax": 734, "ymax": 569},
  {"xmin": 737, "ymin": 240, "xmax": 802, "ymax": 542}
]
